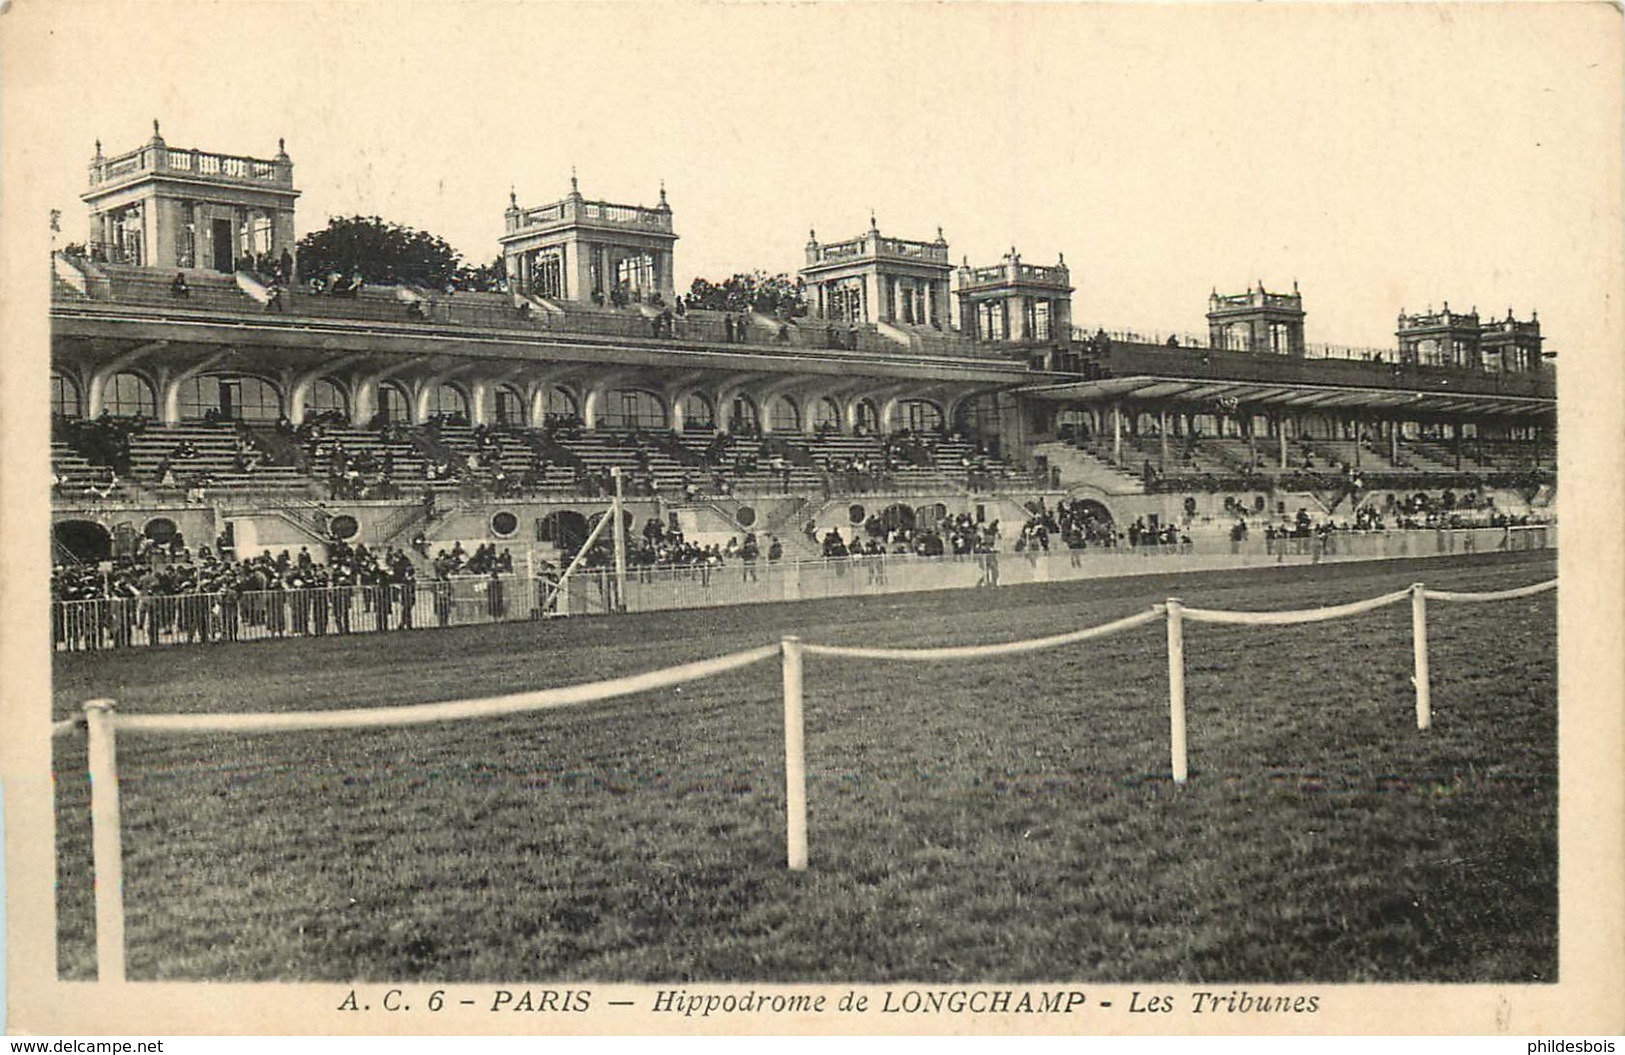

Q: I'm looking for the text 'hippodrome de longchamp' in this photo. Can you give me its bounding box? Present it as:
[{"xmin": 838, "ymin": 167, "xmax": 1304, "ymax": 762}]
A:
[{"xmin": 651, "ymin": 988, "xmax": 1089, "ymax": 1017}]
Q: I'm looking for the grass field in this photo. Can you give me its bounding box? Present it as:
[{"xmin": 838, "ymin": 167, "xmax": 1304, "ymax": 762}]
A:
[{"xmin": 52, "ymin": 550, "xmax": 1558, "ymax": 983}]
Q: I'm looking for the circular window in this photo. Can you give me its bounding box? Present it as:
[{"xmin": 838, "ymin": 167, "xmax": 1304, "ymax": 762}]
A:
[
  {"xmin": 848, "ymin": 504, "xmax": 866, "ymax": 525},
  {"xmin": 328, "ymin": 514, "xmax": 359, "ymax": 540},
  {"xmin": 1183, "ymin": 496, "xmax": 1198, "ymax": 516},
  {"xmin": 735, "ymin": 505, "xmax": 757, "ymax": 528},
  {"xmin": 491, "ymin": 511, "xmax": 519, "ymax": 537},
  {"xmin": 142, "ymin": 517, "xmax": 178, "ymax": 543}
]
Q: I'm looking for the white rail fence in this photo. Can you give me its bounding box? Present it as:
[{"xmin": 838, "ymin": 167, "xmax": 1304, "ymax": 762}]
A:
[{"xmin": 55, "ymin": 576, "xmax": 1556, "ymax": 982}]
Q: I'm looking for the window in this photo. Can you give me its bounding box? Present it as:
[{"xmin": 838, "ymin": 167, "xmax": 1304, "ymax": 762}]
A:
[
  {"xmin": 429, "ymin": 384, "xmax": 468, "ymax": 421},
  {"xmin": 769, "ymin": 396, "xmax": 799, "ymax": 433},
  {"xmin": 378, "ymin": 383, "xmax": 411, "ymax": 423},
  {"xmin": 1032, "ymin": 300, "xmax": 1052, "ymax": 342},
  {"xmin": 682, "ymin": 393, "xmax": 715, "ymax": 431},
  {"xmin": 309, "ymin": 379, "xmax": 347, "ymax": 418},
  {"xmin": 250, "ymin": 214, "xmax": 273, "ymax": 257},
  {"xmin": 225, "ymin": 377, "xmax": 282, "ymax": 422},
  {"xmin": 52, "ymin": 373, "xmax": 82, "ymax": 418},
  {"xmin": 1269, "ymin": 322, "xmax": 1293, "ymax": 355},
  {"xmin": 899, "ymin": 399, "xmax": 943, "ymax": 433},
  {"xmin": 103, "ymin": 373, "xmax": 155, "ymax": 417},
  {"xmin": 812, "ymin": 398, "xmax": 842, "ymax": 432},
  {"xmin": 494, "ymin": 387, "xmax": 524, "ymax": 427},
  {"xmin": 543, "ymin": 386, "xmax": 579, "ymax": 421},
  {"xmin": 978, "ymin": 301, "xmax": 1006, "ymax": 341},
  {"xmin": 729, "ymin": 395, "xmax": 759, "ymax": 434},
  {"xmin": 533, "ymin": 251, "xmax": 564, "ymax": 298},
  {"xmin": 606, "ymin": 390, "xmax": 666, "ymax": 430},
  {"xmin": 616, "ymin": 253, "xmax": 654, "ymax": 295}
]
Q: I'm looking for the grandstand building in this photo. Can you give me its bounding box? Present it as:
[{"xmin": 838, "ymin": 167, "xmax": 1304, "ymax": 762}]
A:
[{"xmin": 49, "ymin": 125, "xmax": 1556, "ymax": 570}]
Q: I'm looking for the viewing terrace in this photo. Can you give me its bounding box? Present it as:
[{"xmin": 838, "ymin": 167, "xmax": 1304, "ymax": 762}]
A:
[
  {"xmin": 87, "ymin": 139, "xmax": 293, "ymax": 191},
  {"xmin": 806, "ymin": 233, "xmax": 952, "ymax": 266},
  {"xmin": 1053, "ymin": 327, "xmax": 1554, "ymax": 404}
]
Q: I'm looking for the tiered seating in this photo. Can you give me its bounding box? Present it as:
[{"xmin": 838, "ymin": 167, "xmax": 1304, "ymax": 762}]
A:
[
  {"xmin": 1195, "ymin": 437, "xmax": 1268, "ymax": 473},
  {"xmin": 880, "ymin": 320, "xmax": 982, "ymax": 358},
  {"xmin": 697, "ymin": 435, "xmax": 823, "ymax": 494},
  {"xmin": 101, "ymin": 265, "xmax": 258, "ymax": 313},
  {"xmin": 431, "ymin": 424, "xmax": 576, "ymax": 492},
  {"xmin": 306, "ymin": 425, "xmax": 438, "ymax": 494},
  {"xmin": 125, "ymin": 421, "xmax": 310, "ymax": 494},
  {"xmin": 52, "ymin": 442, "xmax": 116, "ymax": 489},
  {"xmin": 561, "ymin": 430, "xmax": 691, "ymax": 493},
  {"xmin": 1399, "ymin": 440, "xmax": 1459, "ymax": 473}
]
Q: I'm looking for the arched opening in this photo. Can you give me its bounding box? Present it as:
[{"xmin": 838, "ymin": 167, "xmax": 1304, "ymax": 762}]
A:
[
  {"xmin": 179, "ymin": 376, "xmax": 284, "ymax": 422},
  {"xmin": 54, "ymin": 520, "xmax": 112, "ymax": 563},
  {"xmin": 1071, "ymin": 498, "xmax": 1114, "ymax": 528},
  {"xmin": 878, "ymin": 503, "xmax": 916, "ymax": 533},
  {"xmin": 768, "ymin": 395, "xmax": 800, "ymax": 433},
  {"xmin": 377, "ymin": 383, "xmax": 411, "ymax": 424},
  {"xmin": 604, "ymin": 389, "xmax": 667, "ymax": 430},
  {"xmin": 812, "ymin": 397, "xmax": 842, "ymax": 433},
  {"xmin": 682, "ymin": 393, "xmax": 715, "ymax": 432},
  {"xmin": 729, "ymin": 394, "xmax": 759, "ymax": 435},
  {"xmin": 542, "ymin": 385, "xmax": 580, "ymax": 423},
  {"xmin": 852, "ymin": 399, "xmax": 879, "ymax": 434},
  {"xmin": 539, "ymin": 510, "xmax": 590, "ymax": 552},
  {"xmin": 142, "ymin": 517, "xmax": 179, "ymax": 546},
  {"xmin": 52, "ymin": 373, "xmax": 82, "ymax": 418},
  {"xmin": 428, "ymin": 383, "xmax": 469, "ymax": 423},
  {"xmin": 897, "ymin": 399, "xmax": 943, "ymax": 434},
  {"xmin": 309, "ymin": 378, "xmax": 348, "ymax": 420},
  {"xmin": 493, "ymin": 385, "xmax": 525, "ymax": 427},
  {"xmin": 952, "ymin": 394, "xmax": 1003, "ymax": 440},
  {"xmin": 103, "ymin": 372, "xmax": 156, "ymax": 418}
]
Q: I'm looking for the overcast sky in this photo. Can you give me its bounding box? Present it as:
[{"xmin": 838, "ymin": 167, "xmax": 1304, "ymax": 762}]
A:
[{"xmin": 7, "ymin": 2, "xmax": 1620, "ymax": 352}]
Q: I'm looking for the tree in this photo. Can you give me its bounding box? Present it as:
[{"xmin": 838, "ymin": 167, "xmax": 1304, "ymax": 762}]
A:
[
  {"xmin": 687, "ymin": 270, "xmax": 806, "ymax": 317},
  {"xmin": 452, "ymin": 254, "xmax": 506, "ymax": 293},
  {"xmin": 295, "ymin": 215, "xmax": 464, "ymax": 287}
]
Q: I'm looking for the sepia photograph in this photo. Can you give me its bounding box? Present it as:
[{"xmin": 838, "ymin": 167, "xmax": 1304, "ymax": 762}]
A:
[{"xmin": 2, "ymin": 0, "xmax": 1620, "ymax": 1038}]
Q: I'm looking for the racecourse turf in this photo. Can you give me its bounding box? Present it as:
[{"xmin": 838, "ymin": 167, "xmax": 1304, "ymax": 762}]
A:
[{"xmin": 52, "ymin": 550, "xmax": 1558, "ymax": 982}]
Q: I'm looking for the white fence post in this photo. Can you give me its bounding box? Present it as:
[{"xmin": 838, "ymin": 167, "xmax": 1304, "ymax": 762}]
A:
[
  {"xmin": 1165, "ymin": 599, "xmax": 1189, "ymax": 785},
  {"xmin": 83, "ymin": 697, "xmax": 127, "ymax": 983},
  {"xmin": 781, "ymin": 636, "xmax": 809, "ymax": 871},
  {"xmin": 1411, "ymin": 583, "xmax": 1432, "ymax": 731}
]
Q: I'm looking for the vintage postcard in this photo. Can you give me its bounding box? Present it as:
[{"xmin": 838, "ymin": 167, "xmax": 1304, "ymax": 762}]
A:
[{"xmin": 2, "ymin": 0, "xmax": 1620, "ymax": 1040}]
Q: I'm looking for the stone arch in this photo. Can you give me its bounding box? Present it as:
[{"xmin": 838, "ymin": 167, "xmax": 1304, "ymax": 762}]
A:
[{"xmin": 54, "ymin": 519, "xmax": 112, "ymax": 563}]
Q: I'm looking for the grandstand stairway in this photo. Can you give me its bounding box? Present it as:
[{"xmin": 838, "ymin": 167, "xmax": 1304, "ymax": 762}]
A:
[{"xmin": 1033, "ymin": 441, "xmax": 1144, "ymax": 495}]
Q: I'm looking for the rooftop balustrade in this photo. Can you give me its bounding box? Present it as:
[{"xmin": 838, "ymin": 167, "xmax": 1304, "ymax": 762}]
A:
[
  {"xmin": 806, "ymin": 234, "xmax": 951, "ymax": 266},
  {"xmin": 1076, "ymin": 335, "xmax": 1554, "ymax": 400},
  {"xmin": 507, "ymin": 196, "xmax": 674, "ymax": 235},
  {"xmin": 89, "ymin": 143, "xmax": 292, "ymax": 189}
]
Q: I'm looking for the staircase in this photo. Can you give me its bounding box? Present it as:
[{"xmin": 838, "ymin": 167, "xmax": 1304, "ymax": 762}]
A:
[{"xmin": 1033, "ymin": 441, "xmax": 1144, "ymax": 495}]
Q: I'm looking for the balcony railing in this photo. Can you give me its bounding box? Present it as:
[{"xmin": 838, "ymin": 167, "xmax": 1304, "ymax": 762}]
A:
[
  {"xmin": 89, "ymin": 145, "xmax": 291, "ymax": 188},
  {"xmin": 1073, "ymin": 334, "xmax": 1554, "ymax": 400},
  {"xmin": 962, "ymin": 262, "xmax": 1070, "ymax": 287},
  {"xmin": 510, "ymin": 197, "xmax": 673, "ymax": 234},
  {"xmin": 809, "ymin": 236, "xmax": 950, "ymax": 266}
]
